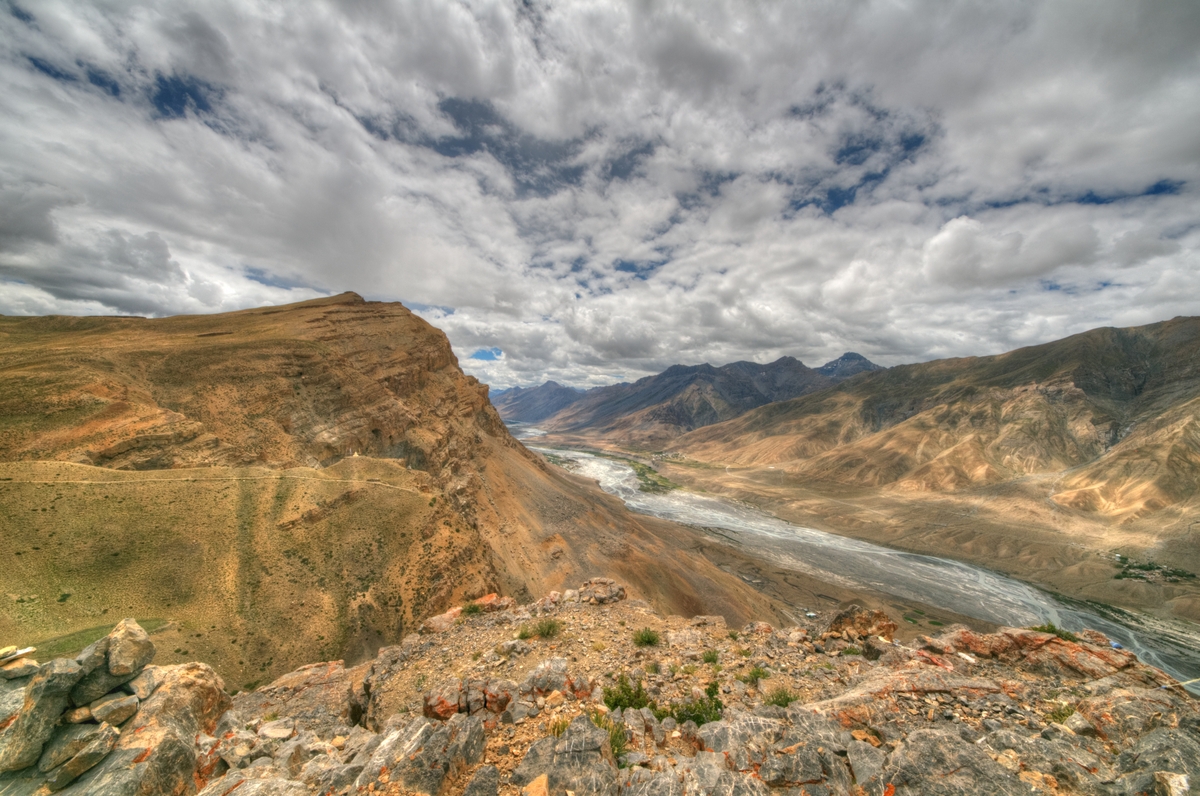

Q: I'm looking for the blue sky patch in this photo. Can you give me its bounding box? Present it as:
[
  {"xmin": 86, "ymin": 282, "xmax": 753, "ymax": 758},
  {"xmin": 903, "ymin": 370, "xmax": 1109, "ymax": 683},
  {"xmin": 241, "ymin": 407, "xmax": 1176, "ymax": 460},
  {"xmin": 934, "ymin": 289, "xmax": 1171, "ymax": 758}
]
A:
[
  {"xmin": 86, "ymin": 67, "xmax": 120, "ymax": 97},
  {"xmin": 152, "ymin": 73, "xmax": 215, "ymax": 119},
  {"xmin": 428, "ymin": 97, "xmax": 585, "ymax": 197},
  {"xmin": 470, "ymin": 347, "xmax": 502, "ymax": 360},
  {"xmin": 28, "ymin": 56, "xmax": 75, "ymax": 82}
]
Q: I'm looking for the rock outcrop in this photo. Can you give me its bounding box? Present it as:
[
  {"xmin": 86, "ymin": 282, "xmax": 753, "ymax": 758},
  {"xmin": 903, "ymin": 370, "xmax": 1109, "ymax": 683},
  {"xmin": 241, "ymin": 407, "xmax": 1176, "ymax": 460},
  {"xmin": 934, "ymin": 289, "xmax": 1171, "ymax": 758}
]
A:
[
  {"xmin": 7, "ymin": 585, "xmax": 1194, "ymax": 796},
  {"xmin": 0, "ymin": 619, "xmax": 230, "ymax": 794}
]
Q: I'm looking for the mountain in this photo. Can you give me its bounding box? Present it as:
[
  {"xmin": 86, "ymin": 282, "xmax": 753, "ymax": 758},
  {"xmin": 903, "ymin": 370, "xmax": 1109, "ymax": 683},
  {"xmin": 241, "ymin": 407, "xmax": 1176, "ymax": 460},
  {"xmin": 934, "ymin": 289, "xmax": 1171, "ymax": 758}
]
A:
[
  {"xmin": 502, "ymin": 354, "xmax": 882, "ymax": 447},
  {"xmin": 490, "ymin": 381, "xmax": 584, "ymax": 423},
  {"xmin": 673, "ymin": 317, "xmax": 1200, "ymax": 518},
  {"xmin": 0, "ymin": 293, "xmax": 787, "ymax": 687}
]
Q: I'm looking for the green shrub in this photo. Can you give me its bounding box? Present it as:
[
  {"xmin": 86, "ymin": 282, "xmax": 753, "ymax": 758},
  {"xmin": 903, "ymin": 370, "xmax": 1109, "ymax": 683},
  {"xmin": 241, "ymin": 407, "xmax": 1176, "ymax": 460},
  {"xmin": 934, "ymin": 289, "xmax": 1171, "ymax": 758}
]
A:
[
  {"xmin": 587, "ymin": 709, "xmax": 627, "ymax": 762},
  {"xmin": 517, "ymin": 625, "xmax": 533, "ymax": 640},
  {"xmin": 701, "ymin": 649, "xmax": 719, "ymax": 664},
  {"xmin": 535, "ymin": 618, "xmax": 562, "ymax": 638},
  {"xmin": 604, "ymin": 674, "xmax": 654, "ymax": 711},
  {"xmin": 728, "ymin": 631, "xmax": 739, "ymax": 640},
  {"xmin": 461, "ymin": 602, "xmax": 483, "ymax": 616},
  {"xmin": 739, "ymin": 666, "xmax": 768, "ymax": 687},
  {"xmin": 764, "ymin": 686, "xmax": 797, "ymax": 707},
  {"xmin": 669, "ymin": 681, "xmax": 724, "ymax": 726},
  {"xmin": 1047, "ymin": 703, "xmax": 1076, "ymax": 724},
  {"xmin": 1028, "ymin": 623, "xmax": 1079, "ymax": 643},
  {"xmin": 843, "ymin": 646, "xmax": 862, "ymax": 656},
  {"xmin": 633, "ymin": 628, "xmax": 661, "ymax": 647}
]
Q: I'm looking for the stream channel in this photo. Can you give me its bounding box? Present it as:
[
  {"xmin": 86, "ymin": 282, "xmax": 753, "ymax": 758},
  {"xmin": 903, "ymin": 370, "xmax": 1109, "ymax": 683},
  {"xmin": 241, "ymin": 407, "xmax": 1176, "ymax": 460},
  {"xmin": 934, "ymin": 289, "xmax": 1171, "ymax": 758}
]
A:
[{"xmin": 515, "ymin": 431, "xmax": 1200, "ymax": 694}]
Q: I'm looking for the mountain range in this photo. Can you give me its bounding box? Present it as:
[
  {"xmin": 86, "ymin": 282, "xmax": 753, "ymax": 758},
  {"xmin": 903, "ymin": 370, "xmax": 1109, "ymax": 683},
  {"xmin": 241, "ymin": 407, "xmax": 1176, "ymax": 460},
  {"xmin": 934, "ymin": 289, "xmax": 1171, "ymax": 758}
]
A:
[{"xmin": 492, "ymin": 353, "xmax": 882, "ymax": 446}]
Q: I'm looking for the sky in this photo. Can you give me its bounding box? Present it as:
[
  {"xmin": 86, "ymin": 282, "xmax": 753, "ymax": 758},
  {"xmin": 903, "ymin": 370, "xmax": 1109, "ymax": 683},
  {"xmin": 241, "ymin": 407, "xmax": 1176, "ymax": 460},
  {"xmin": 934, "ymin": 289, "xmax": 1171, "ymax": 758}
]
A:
[{"xmin": 1, "ymin": 1, "xmax": 1198, "ymax": 389}]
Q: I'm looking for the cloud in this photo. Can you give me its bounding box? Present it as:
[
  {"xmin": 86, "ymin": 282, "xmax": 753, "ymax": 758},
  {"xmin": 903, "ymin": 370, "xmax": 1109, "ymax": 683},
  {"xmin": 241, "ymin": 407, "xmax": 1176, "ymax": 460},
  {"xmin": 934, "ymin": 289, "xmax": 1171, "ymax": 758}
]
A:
[{"xmin": 0, "ymin": 0, "xmax": 1197, "ymax": 388}]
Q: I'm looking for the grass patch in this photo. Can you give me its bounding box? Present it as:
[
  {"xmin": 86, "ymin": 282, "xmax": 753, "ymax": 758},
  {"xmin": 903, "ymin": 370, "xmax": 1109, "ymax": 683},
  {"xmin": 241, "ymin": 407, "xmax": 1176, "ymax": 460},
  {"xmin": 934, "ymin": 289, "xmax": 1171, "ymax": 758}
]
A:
[
  {"xmin": 1046, "ymin": 703, "xmax": 1076, "ymax": 724},
  {"xmin": 549, "ymin": 716, "xmax": 571, "ymax": 737},
  {"xmin": 517, "ymin": 625, "xmax": 533, "ymax": 640},
  {"xmin": 644, "ymin": 661, "xmax": 660, "ymax": 675},
  {"xmin": 668, "ymin": 682, "xmax": 724, "ymax": 726},
  {"xmin": 681, "ymin": 664, "xmax": 698, "ymax": 675},
  {"xmin": 739, "ymin": 666, "xmax": 769, "ymax": 687},
  {"xmin": 591, "ymin": 641, "xmax": 607, "ymax": 652},
  {"xmin": 842, "ymin": 646, "xmax": 862, "ymax": 656},
  {"xmin": 1028, "ymin": 623, "xmax": 1079, "ymax": 643},
  {"xmin": 461, "ymin": 602, "xmax": 483, "ymax": 616},
  {"xmin": 534, "ymin": 618, "xmax": 562, "ymax": 638},
  {"xmin": 764, "ymin": 686, "xmax": 798, "ymax": 707},
  {"xmin": 701, "ymin": 649, "xmax": 719, "ymax": 664},
  {"xmin": 587, "ymin": 709, "xmax": 628, "ymax": 762},
  {"xmin": 632, "ymin": 628, "xmax": 661, "ymax": 647}
]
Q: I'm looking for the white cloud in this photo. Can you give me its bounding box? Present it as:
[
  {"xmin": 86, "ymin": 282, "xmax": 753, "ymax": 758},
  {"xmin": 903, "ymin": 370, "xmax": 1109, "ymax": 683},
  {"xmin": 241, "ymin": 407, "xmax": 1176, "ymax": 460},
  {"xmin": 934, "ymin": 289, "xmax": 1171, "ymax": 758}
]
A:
[{"xmin": 0, "ymin": 0, "xmax": 1197, "ymax": 387}]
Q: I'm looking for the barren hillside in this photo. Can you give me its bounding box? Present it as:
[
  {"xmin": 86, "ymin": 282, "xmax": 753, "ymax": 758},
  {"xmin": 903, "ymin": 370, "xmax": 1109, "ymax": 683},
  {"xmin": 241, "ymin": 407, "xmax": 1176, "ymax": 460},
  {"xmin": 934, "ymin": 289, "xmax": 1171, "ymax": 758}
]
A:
[{"xmin": 0, "ymin": 295, "xmax": 788, "ymax": 686}]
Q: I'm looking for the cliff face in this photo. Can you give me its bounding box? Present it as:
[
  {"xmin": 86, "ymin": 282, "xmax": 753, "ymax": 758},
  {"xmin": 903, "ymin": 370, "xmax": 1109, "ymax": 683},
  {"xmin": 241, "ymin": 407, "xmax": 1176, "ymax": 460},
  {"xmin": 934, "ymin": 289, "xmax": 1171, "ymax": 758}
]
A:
[
  {"xmin": 0, "ymin": 295, "xmax": 786, "ymax": 687},
  {"xmin": 0, "ymin": 292, "xmax": 510, "ymax": 472}
]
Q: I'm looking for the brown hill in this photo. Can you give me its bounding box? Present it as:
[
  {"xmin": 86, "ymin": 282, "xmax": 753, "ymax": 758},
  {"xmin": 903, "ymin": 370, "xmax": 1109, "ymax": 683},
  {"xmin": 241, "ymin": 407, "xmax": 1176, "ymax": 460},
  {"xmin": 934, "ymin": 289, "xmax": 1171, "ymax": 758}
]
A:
[
  {"xmin": 0, "ymin": 294, "xmax": 792, "ymax": 688},
  {"xmin": 651, "ymin": 318, "xmax": 1200, "ymax": 625},
  {"xmin": 673, "ymin": 317, "xmax": 1200, "ymax": 521}
]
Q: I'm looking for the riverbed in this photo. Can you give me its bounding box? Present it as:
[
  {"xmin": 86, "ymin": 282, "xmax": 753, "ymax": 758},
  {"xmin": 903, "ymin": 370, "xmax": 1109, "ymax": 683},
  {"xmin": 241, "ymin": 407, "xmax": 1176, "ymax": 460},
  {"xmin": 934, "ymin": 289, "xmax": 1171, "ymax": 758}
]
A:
[{"xmin": 522, "ymin": 436, "xmax": 1200, "ymax": 693}]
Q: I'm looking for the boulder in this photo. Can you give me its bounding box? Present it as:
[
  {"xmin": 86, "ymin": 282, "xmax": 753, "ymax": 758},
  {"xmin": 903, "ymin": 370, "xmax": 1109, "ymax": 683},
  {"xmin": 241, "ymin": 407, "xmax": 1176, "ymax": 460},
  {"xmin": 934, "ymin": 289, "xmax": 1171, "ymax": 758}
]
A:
[
  {"xmin": 882, "ymin": 728, "xmax": 1028, "ymax": 795},
  {"xmin": 124, "ymin": 667, "xmax": 164, "ymax": 701},
  {"xmin": 420, "ymin": 606, "xmax": 462, "ymax": 634},
  {"xmin": 522, "ymin": 658, "xmax": 569, "ymax": 696},
  {"xmin": 42, "ymin": 722, "xmax": 117, "ymax": 792},
  {"xmin": 38, "ymin": 723, "xmax": 112, "ymax": 772},
  {"xmin": 825, "ymin": 605, "xmax": 897, "ymax": 641},
  {"xmin": 196, "ymin": 772, "xmax": 308, "ymax": 795},
  {"xmin": 356, "ymin": 713, "xmax": 484, "ymax": 794},
  {"xmin": 0, "ymin": 661, "xmax": 38, "ymax": 681},
  {"xmin": 69, "ymin": 620, "xmax": 157, "ymax": 707},
  {"xmin": 106, "ymin": 619, "xmax": 155, "ymax": 677},
  {"xmin": 57, "ymin": 662, "xmax": 231, "ymax": 795},
  {"xmin": 232, "ymin": 660, "xmax": 367, "ymax": 735},
  {"xmin": 578, "ymin": 578, "xmax": 626, "ymax": 605},
  {"xmin": 472, "ymin": 594, "xmax": 516, "ymax": 613},
  {"xmin": 90, "ymin": 693, "xmax": 138, "ymax": 726},
  {"xmin": 511, "ymin": 715, "xmax": 618, "ymax": 796},
  {"xmin": 464, "ymin": 764, "xmax": 500, "ymax": 796},
  {"xmin": 0, "ymin": 659, "xmax": 84, "ymax": 772}
]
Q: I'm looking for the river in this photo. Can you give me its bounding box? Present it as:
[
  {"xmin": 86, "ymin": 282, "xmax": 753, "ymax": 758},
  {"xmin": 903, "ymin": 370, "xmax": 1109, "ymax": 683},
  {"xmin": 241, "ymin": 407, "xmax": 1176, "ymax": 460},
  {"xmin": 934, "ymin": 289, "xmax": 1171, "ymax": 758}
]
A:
[{"xmin": 517, "ymin": 433, "xmax": 1200, "ymax": 693}]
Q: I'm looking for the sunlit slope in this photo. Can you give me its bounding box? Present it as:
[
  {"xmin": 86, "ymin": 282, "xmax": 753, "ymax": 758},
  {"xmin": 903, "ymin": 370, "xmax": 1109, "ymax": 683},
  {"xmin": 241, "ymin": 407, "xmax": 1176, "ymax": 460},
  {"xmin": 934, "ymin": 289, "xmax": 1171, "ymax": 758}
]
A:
[
  {"xmin": 0, "ymin": 294, "xmax": 792, "ymax": 686},
  {"xmin": 674, "ymin": 316, "xmax": 1200, "ymax": 519}
]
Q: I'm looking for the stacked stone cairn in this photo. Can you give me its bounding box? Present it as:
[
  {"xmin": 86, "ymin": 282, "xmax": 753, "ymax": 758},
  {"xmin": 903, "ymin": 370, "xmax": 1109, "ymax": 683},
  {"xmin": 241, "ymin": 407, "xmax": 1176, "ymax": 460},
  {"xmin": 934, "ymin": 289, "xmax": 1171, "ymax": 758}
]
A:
[{"xmin": 0, "ymin": 619, "xmax": 230, "ymax": 795}]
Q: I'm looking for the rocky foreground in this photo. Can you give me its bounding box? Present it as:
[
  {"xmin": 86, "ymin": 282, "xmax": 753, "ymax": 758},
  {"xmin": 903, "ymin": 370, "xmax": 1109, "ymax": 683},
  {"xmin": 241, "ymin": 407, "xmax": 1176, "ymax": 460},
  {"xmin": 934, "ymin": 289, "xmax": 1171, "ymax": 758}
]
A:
[{"xmin": 2, "ymin": 579, "xmax": 1198, "ymax": 796}]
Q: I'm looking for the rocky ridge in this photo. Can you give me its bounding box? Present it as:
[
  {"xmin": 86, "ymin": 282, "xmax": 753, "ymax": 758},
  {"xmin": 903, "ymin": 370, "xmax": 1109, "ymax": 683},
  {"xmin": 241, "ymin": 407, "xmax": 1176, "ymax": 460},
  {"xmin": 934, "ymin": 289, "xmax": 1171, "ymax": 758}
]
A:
[
  {"xmin": 3, "ymin": 580, "xmax": 1197, "ymax": 796},
  {"xmin": 500, "ymin": 355, "xmax": 882, "ymax": 448}
]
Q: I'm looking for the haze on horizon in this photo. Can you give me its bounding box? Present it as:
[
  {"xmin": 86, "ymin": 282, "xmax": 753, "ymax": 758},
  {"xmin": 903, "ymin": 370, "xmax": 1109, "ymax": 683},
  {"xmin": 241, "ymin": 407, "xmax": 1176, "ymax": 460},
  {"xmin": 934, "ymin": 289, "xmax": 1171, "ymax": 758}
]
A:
[{"xmin": 1, "ymin": 1, "xmax": 1198, "ymax": 389}]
